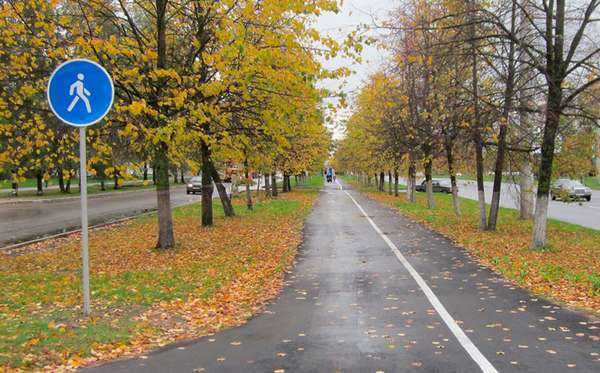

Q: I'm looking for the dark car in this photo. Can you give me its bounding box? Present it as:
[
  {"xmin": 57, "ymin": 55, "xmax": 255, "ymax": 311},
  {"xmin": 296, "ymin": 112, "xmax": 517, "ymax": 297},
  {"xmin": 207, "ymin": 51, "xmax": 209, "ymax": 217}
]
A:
[
  {"xmin": 186, "ymin": 176, "xmax": 202, "ymax": 194},
  {"xmin": 551, "ymin": 179, "xmax": 592, "ymax": 201},
  {"xmin": 415, "ymin": 179, "xmax": 453, "ymax": 193}
]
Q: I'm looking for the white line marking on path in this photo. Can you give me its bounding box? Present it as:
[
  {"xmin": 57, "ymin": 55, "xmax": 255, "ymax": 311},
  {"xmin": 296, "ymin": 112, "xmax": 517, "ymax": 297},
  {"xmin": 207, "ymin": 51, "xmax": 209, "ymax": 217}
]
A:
[{"xmin": 342, "ymin": 188, "xmax": 498, "ymax": 373}]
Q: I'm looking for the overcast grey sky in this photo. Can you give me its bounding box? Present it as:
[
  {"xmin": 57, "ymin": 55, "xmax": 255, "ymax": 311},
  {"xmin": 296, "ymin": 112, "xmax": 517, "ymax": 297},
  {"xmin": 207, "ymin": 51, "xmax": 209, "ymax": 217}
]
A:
[{"xmin": 316, "ymin": 0, "xmax": 398, "ymax": 139}]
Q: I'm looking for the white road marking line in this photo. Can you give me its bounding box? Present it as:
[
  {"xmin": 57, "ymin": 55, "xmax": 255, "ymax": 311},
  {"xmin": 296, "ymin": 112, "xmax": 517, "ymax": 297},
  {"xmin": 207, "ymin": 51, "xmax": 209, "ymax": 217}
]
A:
[
  {"xmin": 343, "ymin": 189, "xmax": 498, "ymax": 373},
  {"xmin": 335, "ymin": 179, "xmax": 343, "ymax": 190}
]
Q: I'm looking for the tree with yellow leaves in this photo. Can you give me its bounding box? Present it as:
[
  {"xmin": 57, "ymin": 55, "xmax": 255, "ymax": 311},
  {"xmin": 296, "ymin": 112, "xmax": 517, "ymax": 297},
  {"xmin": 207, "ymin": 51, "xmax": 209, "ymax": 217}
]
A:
[
  {"xmin": 64, "ymin": 0, "xmax": 348, "ymax": 245},
  {"xmin": 0, "ymin": 0, "xmax": 75, "ymax": 195}
]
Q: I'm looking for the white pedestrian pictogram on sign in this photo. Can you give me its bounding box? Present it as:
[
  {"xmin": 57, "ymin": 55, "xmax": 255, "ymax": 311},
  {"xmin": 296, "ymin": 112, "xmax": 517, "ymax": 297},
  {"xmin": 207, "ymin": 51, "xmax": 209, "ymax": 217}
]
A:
[{"xmin": 67, "ymin": 73, "xmax": 92, "ymax": 113}]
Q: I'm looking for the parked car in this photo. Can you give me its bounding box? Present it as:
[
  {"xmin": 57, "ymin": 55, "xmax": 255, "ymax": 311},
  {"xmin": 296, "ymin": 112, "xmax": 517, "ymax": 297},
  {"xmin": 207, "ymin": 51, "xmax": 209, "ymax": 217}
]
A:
[
  {"xmin": 415, "ymin": 179, "xmax": 453, "ymax": 193},
  {"xmin": 186, "ymin": 176, "xmax": 202, "ymax": 194},
  {"xmin": 551, "ymin": 179, "xmax": 592, "ymax": 201}
]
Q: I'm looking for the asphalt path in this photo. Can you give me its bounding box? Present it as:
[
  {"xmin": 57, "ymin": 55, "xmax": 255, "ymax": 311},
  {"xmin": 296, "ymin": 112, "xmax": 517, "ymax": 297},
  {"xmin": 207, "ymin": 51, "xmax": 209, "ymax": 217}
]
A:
[
  {"xmin": 86, "ymin": 181, "xmax": 599, "ymax": 373},
  {"xmin": 0, "ymin": 187, "xmax": 201, "ymax": 246}
]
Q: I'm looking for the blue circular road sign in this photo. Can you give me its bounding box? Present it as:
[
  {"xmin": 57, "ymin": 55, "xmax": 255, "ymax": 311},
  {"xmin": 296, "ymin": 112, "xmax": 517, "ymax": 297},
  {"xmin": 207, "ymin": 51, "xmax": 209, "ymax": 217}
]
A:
[{"xmin": 47, "ymin": 59, "xmax": 114, "ymax": 127}]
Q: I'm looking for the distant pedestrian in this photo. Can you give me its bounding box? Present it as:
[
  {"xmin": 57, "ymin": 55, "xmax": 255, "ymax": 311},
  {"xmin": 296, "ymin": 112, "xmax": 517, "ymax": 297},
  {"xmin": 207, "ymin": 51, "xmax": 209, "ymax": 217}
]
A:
[{"xmin": 326, "ymin": 167, "xmax": 335, "ymax": 183}]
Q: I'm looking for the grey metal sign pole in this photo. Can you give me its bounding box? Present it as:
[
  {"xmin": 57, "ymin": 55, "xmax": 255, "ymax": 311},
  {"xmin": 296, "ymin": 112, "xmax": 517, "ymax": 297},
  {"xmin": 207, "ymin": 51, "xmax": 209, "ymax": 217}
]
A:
[
  {"xmin": 79, "ymin": 127, "xmax": 91, "ymax": 316},
  {"xmin": 47, "ymin": 59, "xmax": 114, "ymax": 317}
]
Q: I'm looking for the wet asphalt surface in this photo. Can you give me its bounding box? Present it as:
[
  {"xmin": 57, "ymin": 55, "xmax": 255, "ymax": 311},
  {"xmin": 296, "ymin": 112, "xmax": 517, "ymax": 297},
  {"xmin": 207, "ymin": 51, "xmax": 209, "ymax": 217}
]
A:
[
  {"xmin": 390, "ymin": 176, "xmax": 600, "ymax": 230},
  {"xmin": 85, "ymin": 182, "xmax": 599, "ymax": 373},
  {"xmin": 456, "ymin": 180, "xmax": 600, "ymax": 230},
  {"xmin": 0, "ymin": 186, "xmax": 199, "ymax": 246}
]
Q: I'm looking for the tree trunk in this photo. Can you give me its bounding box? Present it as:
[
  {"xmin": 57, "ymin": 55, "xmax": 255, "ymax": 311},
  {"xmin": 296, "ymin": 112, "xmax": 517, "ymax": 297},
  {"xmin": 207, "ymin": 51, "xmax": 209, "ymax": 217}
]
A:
[
  {"xmin": 424, "ymin": 157, "xmax": 435, "ymax": 209},
  {"xmin": 282, "ymin": 174, "xmax": 289, "ymax": 192},
  {"xmin": 488, "ymin": 0, "xmax": 517, "ymax": 231},
  {"xmin": 210, "ymin": 162, "xmax": 235, "ymax": 217},
  {"xmin": 388, "ymin": 171, "xmax": 392, "ymax": 195},
  {"xmin": 244, "ymin": 159, "xmax": 252, "ymax": 210},
  {"xmin": 65, "ymin": 173, "xmax": 71, "ymax": 193},
  {"xmin": 287, "ymin": 175, "xmax": 292, "ymax": 191},
  {"xmin": 113, "ymin": 170, "xmax": 119, "ymax": 190},
  {"xmin": 517, "ymin": 64, "xmax": 535, "ymax": 220},
  {"xmin": 264, "ymin": 172, "xmax": 271, "ymax": 197},
  {"xmin": 379, "ymin": 171, "xmax": 385, "ymax": 192},
  {"xmin": 56, "ymin": 166, "xmax": 65, "ymax": 193},
  {"xmin": 271, "ymin": 172, "xmax": 278, "ymax": 196},
  {"xmin": 256, "ymin": 175, "xmax": 261, "ymax": 198},
  {"xmin": 595, "ymin": 127, "xmax": 600, "ymax": 181},
  {"xmin": 143, "ymin": 163, "xmax": 148, "ymax": 181},
  {"xmin": 155, "ymin": 142, "xmax": 175, "ymax": 248},
  {"xmin": 408, "ymin": 155, "xmax": 416, "ymax": 203},
  {"xmin": 155, "ymin": 0, "xmax": 173, "ymax": 248},
  {"xmin": 474, "ymin": 134, "xmax": 487, "ymax": 229},
  {"xmin": 469, "ymin": 7, "xmax": 487, "ymax": 230},
  {"xmin": 394, "ymin": 169, "xmax": 399, "ymax": 197},
  {"xmin": 36, "ymin": 171, "xmax": 43, "ymax": 196},
  {"xmin": 532, "ymin": 86, "xmax": 562, "ymax": 249},
  {"xmin": 488, "ymin": 134, "xmax": 507, "ymax": 230},
  {"xmin": 245, "ymin": 181, "xmax": 252, "ymax": 210},
  {"xmin": 487, "ymin": 126, "xmax": 508, "ymax": 231},
  {"xmin": 180, "ymin": 168, "xmax": 185, "ymax": 184},
  {"xmin": 444, "ymin": 138, "xmax": 461, "ymax": 216},
  {"xmin": 100, "ymin": 180, "xmax": 105, "ymax": 191},
  {"xmin": 201, "ymin": 142, "xmax": 214, "ymax": 227},
  {"xmin": 519, "ymin": 154, "xmax": 535, "ymax": 219},
  {"xmin": 58, "ymin": 168, "xmax": 65, "ymax": 193}
]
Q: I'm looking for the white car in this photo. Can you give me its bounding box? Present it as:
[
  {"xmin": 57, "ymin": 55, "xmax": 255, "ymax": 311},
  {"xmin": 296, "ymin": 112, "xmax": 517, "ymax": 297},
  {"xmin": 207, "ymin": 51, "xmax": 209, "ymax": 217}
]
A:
[{"xmin": 551, "ymin": 179, "xmax": 592, "ymax": 201}]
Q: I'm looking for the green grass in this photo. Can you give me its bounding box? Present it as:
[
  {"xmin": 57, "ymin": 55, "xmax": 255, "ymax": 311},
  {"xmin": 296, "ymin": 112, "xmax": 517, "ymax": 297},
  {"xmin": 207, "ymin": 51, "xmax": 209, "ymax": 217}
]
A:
[
  {"xmin": 293, "ymin": 174, "xmax": 325, "ymax": 189},
  {"xmin": 583, "ymin": 176, "xmax": 600, "ymax": 190},
  {"xmin": 273, "ymin": 174, "xmax": 325, "ymax": 190},
  {"xmin": 0, "ymin": 191, "xmax": 315, "ymax": 369},
  {"xmin": 340, "ymin": 175, "xmax": 407, "ymax": 192},
  {"xmin": 170, "ymin": 195, "xmax": 302, "ymax": 220}
]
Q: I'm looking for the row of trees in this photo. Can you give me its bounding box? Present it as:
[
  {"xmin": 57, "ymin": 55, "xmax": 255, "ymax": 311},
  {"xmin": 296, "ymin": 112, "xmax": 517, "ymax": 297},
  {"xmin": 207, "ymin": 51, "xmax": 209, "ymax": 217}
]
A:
[
  {"xmin": 334, "ymin": 0, "xmax": 599, "ymax": 248},
  {"xmin": 0, "ymin": 0, "xmax": 351, "ymax": 248}
]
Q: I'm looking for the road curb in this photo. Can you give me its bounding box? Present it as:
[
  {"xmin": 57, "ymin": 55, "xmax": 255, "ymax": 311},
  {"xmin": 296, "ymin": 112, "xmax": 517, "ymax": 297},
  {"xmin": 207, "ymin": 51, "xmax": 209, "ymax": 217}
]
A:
[
  {"xmin": 0, "ymin": 193, "xmax": 199, "ymax": 253},
  {"xmin": 0, "ymin": 210, "xmax": 157, "ymax": 253}
]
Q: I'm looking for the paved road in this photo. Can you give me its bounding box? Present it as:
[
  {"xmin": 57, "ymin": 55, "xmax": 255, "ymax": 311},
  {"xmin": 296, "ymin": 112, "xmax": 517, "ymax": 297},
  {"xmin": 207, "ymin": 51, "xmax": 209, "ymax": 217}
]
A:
[
  {"xmin": 389, "ymin": 176, "xmax": 599, "ymax": 230},
  {"xmin": 456, "ymin": 180, "xmax": 600, "ymax": 230},
  {"xmin": 86, "ymin": 181, "xmax": 599, "ymax": 373},
  {"xmin": 0, "ymin": 187, "xmax": 201, "ymax": 246}
]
